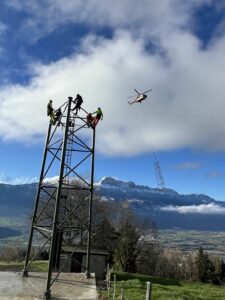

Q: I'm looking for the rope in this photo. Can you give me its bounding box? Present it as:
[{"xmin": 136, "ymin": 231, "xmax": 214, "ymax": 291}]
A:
[{"xmin": 138, "ymin": 103, "xmax": 166, "ymax": 189}]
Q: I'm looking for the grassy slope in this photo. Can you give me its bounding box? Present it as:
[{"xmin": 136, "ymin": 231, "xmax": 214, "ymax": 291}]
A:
[
  {"xmin": 99, "ymin": 272, "xmax": 225, "ymax": 300},
  {"xmin": 1, "ymin": 262, "xmax": 224, "ymax": 299},
  {"xmin": 0, "ymin": 260, "xmax": 48, "ymax": 272}
]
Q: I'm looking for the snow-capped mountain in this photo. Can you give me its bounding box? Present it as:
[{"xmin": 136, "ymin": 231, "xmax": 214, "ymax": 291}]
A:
[
  {"xmin": 95, "ymin": 176, "xmax": 218, "ymax": 206},
  {"xmin": 1, "ymin": 176, "xmax": 225, "ymax": 230},
  {"xmin": 95, "ymin": 177, "xmax": 225, "ymax": 231}
]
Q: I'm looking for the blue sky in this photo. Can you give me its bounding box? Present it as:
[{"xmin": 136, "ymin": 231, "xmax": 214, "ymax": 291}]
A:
[{"xmin": 0, "ymin": 1, "xmax": 225, "ymax": 201}]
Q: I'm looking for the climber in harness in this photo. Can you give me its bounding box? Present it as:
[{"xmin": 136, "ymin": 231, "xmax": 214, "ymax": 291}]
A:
[
  {"xmin": 54, "ymin": 108, "xmax": 62, "ymax": 125},
  {"xmin": 47, "ymin": 100, "xmax": 56, "ymax": 125},
  {"xmin": 72, "ymin": 94, "xmax": 83, "ymax": 115},
  {"xmin": 92, "ymin": 107, "xmax": 103, "ymax": 127},
  {"xmin": 86, "ymin": 113, "xmax": 94, "ymax": 128}
]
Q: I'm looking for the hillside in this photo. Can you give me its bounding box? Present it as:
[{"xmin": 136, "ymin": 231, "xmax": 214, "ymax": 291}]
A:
[
  {"xmin": 0, "ymin": 183, "xmax": 36, "ymax": 216},
  {"xmin": 99, "ymin": 271, "xmax": 225, "ymax": 300}
]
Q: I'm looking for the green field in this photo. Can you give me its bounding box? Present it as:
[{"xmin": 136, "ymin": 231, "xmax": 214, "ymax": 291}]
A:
[
  {"xmin": 1, "ymin": 216, "xmax": 225, "ymax": 258},
  {"xmin": 99, "ymin": 272, "xmax": 225, "ymax": 300},
  {"xmin": 159, "ymin": 229, "xmax": 225, "ymax": 257},
  {"xmin": 0, "ymin": 260, "xmax": 48, "ymax": 272},
  {"xmin": 0, "ymin": 216, "xmax": 28, "ymax": 246}
]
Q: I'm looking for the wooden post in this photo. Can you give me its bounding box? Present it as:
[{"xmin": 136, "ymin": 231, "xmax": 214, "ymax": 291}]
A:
[
  {"xmin": 120, "ymin": 281, "xmax": 124, "ymax": 300},
  {"xmin": 106, "ymin": 265, "xmax": 109, "ymax": 291},
  {"xmin": 113, "ymin": 274, "xmax": 116, "ymax": 300},
  {"xmin": 146, "ymin": 281, "xmax": 152, "ymax": 300}
]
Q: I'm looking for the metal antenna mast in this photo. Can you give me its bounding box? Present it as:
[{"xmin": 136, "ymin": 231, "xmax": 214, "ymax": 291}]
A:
[
  {"xmin": 153, "ymin": 152, "xmax": 166, "ymax": 190},
  {"xmin": 22, "ymin": 97, "xmax": 96, "ymax": 300}
]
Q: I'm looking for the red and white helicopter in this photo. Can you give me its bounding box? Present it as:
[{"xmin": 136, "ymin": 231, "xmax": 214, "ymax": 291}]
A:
[{"xmin": 128, "ymin": 88, "xmax": 152, "ymax": 105}]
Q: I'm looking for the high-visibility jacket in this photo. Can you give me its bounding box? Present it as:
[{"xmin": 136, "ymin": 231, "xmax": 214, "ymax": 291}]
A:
[{"xmin": 96, "ymin": 108, "xmax": 103, "ymax": 119}]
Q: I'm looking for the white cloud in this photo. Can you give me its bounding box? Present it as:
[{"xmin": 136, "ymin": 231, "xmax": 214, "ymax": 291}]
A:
[
  {"xmin": 1, "ymin": 1, "xmax": 225, "ymax": 156},
  {"xmin": 43, "ymin": 176, "xmax": 59, "ymax": 184},
  {"xmin": 0, "ymin": 171, "xmax": 37, "ymax": 184},
  {"xmin": 0, "ymin": 171, "xmax": 12, "ymax": 183},
  {"xmin": 5, "ymin": 0, "xmax": 213, "ymax": 42},
  {"xmin": 160, "ymin": 203, "xmax": 225, "ymax": 214},
  {"xmin": 0, "ymin": 22, "xmax": 7, "ymax": 35},
  {"xmin": 175, "ymin": 162, "xmax": 202, "ymax": 170},
  {"xmin": 206, "ymin": 171, "xmax": 225, "ymax": 178},
  {"xmin": 0, "ymin": 28, "xmax": 225, "ymax": 156},
  {"xmin": 13, "ymin": 176, "xmax": 38, "ymax": 184},
  {"xmin": 0, "ymin": 21, "xmax": 8, "ymax": 60}
]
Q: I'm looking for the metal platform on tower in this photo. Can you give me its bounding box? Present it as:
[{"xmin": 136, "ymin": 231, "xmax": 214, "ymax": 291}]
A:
[{"xmin": 22, "ymin": 96, "xmax": 96, "ymax": 299}]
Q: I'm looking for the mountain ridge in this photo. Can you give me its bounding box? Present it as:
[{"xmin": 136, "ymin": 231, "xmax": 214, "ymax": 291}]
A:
[
  {"xmin": 0, "ymin": 177, "xmax": 225, "ymax": 230},
  {"xmin": 95, "ymin": 177, "xmax": 225, "ymax": 231},
  {"xmin": 95, "ymin": 176, "xmax": 220, "ymax": 206}
]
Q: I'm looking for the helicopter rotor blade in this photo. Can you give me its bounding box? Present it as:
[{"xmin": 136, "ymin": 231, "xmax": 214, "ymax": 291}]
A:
[
  {"xmin": 143, "ymin": 89, "xmax": 152, "ymax": 94},
  {"xmin": 127, "ymin": 95, "xmax": 136, "ymax": 99},
  {"xmin": 134, "ymin": 88, "xmax": 140, "ymax": 95}
]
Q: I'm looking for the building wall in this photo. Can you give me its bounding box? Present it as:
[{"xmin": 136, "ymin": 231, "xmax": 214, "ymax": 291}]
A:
[
  {"xmin": 59, "ymin": 252, "xmax": 107, "ymax": 280},
  {"xmin": 59, "ymin": 254, "xmax": 72, "ymax": 272},
  {"xmin": 82, "ymin": 254, "xmax": 107, "ymax": 280}
]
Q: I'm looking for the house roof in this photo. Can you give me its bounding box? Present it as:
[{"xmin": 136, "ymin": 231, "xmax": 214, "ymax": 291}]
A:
[{"xmin": 62, "ymin": 246, "xmax": 108, "ymax": 256}]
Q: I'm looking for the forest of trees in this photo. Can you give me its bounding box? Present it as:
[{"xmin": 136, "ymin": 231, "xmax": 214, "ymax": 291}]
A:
[{"xmin": 91, "ymin": 199, "xmax": 225, "ymax": 284}]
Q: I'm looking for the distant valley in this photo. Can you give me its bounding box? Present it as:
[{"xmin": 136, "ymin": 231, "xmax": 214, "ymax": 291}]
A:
[{"xmin": 1, "ymin": 177, "xmax": 225, "ymax": 255}]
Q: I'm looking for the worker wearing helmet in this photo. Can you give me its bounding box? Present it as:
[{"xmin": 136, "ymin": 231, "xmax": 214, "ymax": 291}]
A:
[
  {"xmin": 72, "ymin": 94, "xmax": 83, "ymax": 115},
  {"xmin": 92, "ymin": 107, "xmax": 103, "ymax": 127},
  {"xmin": 86, "ymin": 113, "xmax": 94, "ymax": 128},
  {"xmin": 47, "ymin": 100, "xmax": 56, "ymax": 125}
]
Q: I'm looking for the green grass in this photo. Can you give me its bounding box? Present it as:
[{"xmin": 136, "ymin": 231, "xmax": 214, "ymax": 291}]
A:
[
  {"xmin": 159, "ymin": 229, "xmax": 225, "ymax": 257},
  {"xmin": 98, "ymin": 271, "xmax": 225, "ymax": 300},
  {"xmin": 0, "ymin": 260, "xmax": 48, "ymax": 272}
]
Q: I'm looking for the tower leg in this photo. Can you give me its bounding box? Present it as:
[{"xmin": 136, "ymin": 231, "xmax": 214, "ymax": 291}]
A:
[
  {"xmin": 43, "ymin": 290, "xmax": 51, "ymax": 300},
  {"xmin": 22, "ymin": 124, "xmax": 52, "ymax": 277},
  {"xmin": 86, "ymin": 127, "xmax": 96, "ymax": 278},
  {"xmin": 44, "ymin": 97, "xmax": 72, "ymax": 297}
]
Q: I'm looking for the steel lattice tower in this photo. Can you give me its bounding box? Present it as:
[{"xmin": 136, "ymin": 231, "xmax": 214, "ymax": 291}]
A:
[
  {"xmin": 22, "ymin": 96, "xmax": 96, "ymax": 300},
  {"xmin": 153, "ymin": 152, "xmax": 166, "ymax": 190}
]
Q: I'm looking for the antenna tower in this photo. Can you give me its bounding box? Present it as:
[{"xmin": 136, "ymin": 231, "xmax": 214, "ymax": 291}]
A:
[{"xmin": 153, "ymin": 152, "xmax": 166, "ymax": 190}]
